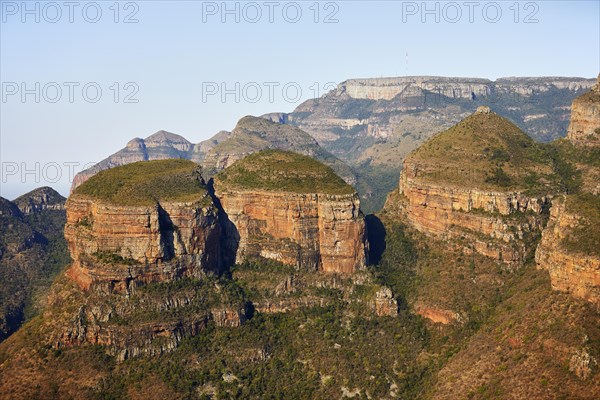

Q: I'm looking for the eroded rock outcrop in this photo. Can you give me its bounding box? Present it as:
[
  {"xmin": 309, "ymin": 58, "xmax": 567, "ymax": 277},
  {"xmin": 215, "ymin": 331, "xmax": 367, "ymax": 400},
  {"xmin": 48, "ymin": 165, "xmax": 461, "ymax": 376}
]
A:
[
  {"xmin": 66, "ymin": 161, "xmax": 223, "ymax": 293},
  {"xmin": 56, "ymin": 160, "xmax": 250, "ymax": 358},
  {"xmin": 216, "ymin": 190, "xmax": 366, "ymax": 274},
  {"xmin": 13, "ymin": 186, "xmax": 65, "ymax": 214},
  {"xmin": 414, "ymin": 304, "xmax": 463, "ymax": 325},
  {"xmin": 567, "ymin": 75, "xmax": 600, "ymax": 147},
  {"xmin": 213, "ymin": 150, "xmax": 367, "ymax": 274},
  {"xmin": 388, "ymin": 109, "xmax": 553, "ymax": 267},
  {"xmin": 536, "ymin": 196, "xmax": 600, "ymax": 309},
  {"xmin": 65, "ymin": 196, "xmax": 221, "ymax": 293},
  {"xmin": 50, "ymin": 274, "xmax": 248, "ymax": 361}
]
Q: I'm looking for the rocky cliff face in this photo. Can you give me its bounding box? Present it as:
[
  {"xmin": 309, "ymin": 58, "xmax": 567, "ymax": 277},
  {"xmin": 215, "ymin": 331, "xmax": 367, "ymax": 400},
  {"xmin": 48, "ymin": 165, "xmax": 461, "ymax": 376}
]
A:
[
  {"xmin": 398, "ymin": 162, "xmax": 548, "ymax": 266},
  {"xmin": 56, "ymin": 160, "xmax": 250, "ymax": 357},
  {"xmin": 338, "ymin": 76, "xmax": 594, "ymax": 101},
  {"xmin": 64, "ymin": 195, "xmax": 221, "ymax": 293},
  {"xmin": 533, "ymin": 78, "xmax": 600, "ymax": 308},
  {"xmin": 13, "ymin": 186, "xmax": 65, "ymax": 214},
  {"xmin": 213, "ymin": 150, "xmax": 367, "ymax": 274},
  {"xmin": 49, "ymin": 275, "xmax": 247, "ymax": 361},
  {"xmin": 54, "ymin": 155, "xmax": 375, "ymax": 360},
  {"xmin": 567, "ymin": 75, "xmax": 600, "ymax": 147},
  {"xmin": 215, "ymin": 189, "xmax": 366, "ymax": 274},
  {"xmin": 536, "ymin": 197, "xmax": 600, "ymax": 309}
]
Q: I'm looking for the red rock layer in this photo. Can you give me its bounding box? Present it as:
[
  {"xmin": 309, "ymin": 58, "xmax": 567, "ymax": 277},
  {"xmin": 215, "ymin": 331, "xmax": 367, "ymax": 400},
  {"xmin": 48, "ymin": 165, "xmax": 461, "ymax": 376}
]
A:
[
  {"xmin": 214, "ymin": 188, "xmax": 367, "ymax": 274},
  {"xmin": 535, "ymin": 199, "xmax": 600, "ymax": 309},
  {"xmin": 64, "ymin": 195, "xmax": 221, "ymax": 293},
  {"xmin": 396, "ymin": 161, "xmax": 547, "ymax": 266}
]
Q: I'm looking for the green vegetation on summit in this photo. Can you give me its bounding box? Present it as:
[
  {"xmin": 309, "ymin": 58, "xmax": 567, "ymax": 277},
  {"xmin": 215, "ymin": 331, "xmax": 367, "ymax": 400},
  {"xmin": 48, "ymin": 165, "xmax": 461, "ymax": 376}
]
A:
[
  {"xmin": 73, "ymin": 159, "xmax": 209, "ymax": 206},
  {"xmin": 214, "ymin": 150, "xmax": 355, "ymax": 195},
  {"xmin": 407, "ymin": 109, "xmax": 565, "ymax": 193},
  {"xmin": 203, "ymin": 116, "xmax": 356, "ymax": 185}
]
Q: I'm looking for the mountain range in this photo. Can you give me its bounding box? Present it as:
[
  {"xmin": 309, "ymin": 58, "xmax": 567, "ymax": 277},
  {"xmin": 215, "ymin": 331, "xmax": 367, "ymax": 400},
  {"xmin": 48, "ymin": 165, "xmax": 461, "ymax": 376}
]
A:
[
  {"xmin": 0, "ymin": 75, "xmax": 598, "ymax": 399},
  {"xmin": 71, "ymin": 76, "xmax": 596, "ymax": 213}
]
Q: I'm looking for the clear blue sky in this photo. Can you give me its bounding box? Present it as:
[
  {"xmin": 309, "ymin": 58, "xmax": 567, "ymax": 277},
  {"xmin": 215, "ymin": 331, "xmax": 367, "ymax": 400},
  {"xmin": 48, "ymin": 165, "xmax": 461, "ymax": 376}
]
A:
[{"xmin": 1, "ymin": 0, "xmax": 599, "ymax": 198}]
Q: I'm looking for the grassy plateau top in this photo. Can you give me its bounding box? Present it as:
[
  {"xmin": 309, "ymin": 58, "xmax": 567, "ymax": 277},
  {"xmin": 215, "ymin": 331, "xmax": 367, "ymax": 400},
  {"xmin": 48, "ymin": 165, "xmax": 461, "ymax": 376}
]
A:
[
  {"xmin": 214, "ymin": 150, "xmax": 355, "ymax": 195},
  {"xmin": 73, "ymin": 159, "xmax": 209, "ymax": 206}
]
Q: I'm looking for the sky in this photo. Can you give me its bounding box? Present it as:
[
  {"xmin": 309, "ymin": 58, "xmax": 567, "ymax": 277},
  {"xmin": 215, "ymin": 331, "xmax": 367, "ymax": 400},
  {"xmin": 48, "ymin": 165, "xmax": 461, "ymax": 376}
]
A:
[{"xmin": 1, "ymin": 0, "xmax": 599, "ymax": 199}]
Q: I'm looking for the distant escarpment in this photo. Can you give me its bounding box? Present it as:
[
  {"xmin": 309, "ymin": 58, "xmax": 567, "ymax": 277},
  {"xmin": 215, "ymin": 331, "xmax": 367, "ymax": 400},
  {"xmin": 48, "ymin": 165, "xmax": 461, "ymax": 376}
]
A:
[
  {"xmin": 567, "ymin": 75, "xmax": 600, "ymax": 147},
  {"xmin": 71, "ymin": 116, "xmax": 355, "ymax": 192},
  {"xmin": 338, "ymin": 76, "xmax": 593, "ymax": 102},
  {"xmin": 214, "ymin": 150, "xmax": 367, "ymax": 274},
  {"xmin": 71, "ymin": 76, "xmax": 593, "ymax": 213},
  {"xmin": 386, "ymin": 107, "xmax": 558, "ymax": 268}
]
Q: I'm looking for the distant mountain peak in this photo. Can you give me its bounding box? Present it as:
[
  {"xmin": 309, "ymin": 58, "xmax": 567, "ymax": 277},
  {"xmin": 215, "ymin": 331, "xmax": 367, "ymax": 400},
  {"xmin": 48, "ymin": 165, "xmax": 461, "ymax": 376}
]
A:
[
  {"xmin": 144, "ymin": 130, "xmax": 191, "ymax": 144},
  {"xmin": 13, "ymin": 186, "xmax": 66, "ymax": 215}
]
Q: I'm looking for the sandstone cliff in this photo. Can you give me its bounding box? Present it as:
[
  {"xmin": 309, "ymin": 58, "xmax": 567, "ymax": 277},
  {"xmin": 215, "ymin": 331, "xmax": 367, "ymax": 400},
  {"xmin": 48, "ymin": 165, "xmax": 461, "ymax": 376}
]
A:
[
  {"xmin": 533, "ymin": 77, "xmax": 600, "ymax": 308},
  {"xmin": 216, "ymin": 190, "xmax": 366, "ymax": 274},
  {"xmin": 56, "ymin": 154, "xmax": 378, "ymax": 360},
  {"xmin": 214, "ymin": 150, "xmax": 367, "ymax": 274},
  {"xmin": 536, "ymin": 195, "xmax": 600, "ymax": 309},
  {"xmin": 56, "ymin": 160, "xmax": 250, "ymax": 358},
  {"xmin": 65, "ymin": 196, "xmax": 221, "ymax": 293},
  {"xmin": 66, "ymin": 160, "xmax": 221, "ymax": 293},
  {"xmin": 567, "ymin": 75, "xmax": 600, "ymax": 147},
  {"xmin": 338, "ymin": 76, "xmax": 594, "ymax": 101}
]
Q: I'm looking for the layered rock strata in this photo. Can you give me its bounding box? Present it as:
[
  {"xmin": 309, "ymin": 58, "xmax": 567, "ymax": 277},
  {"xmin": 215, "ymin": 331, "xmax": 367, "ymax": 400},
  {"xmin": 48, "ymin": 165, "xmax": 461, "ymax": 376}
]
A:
[
  {"xmin": 535, "ymin": 198, "xmax": 600, "ymax": 309},
  {"xmin": 397, "ymin": 159, "xmax": 548, "ymax": 266},
  {"xmin": 214, "ymin": 189, "xmax": 367, "ymax": 274},
  {"xmin": 338, "ymin": 76, "xmax": 594, "ymax": 101},
  {"xmin": 65, "ymin": 195, "xmax": 221, "ymax": 293}
]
